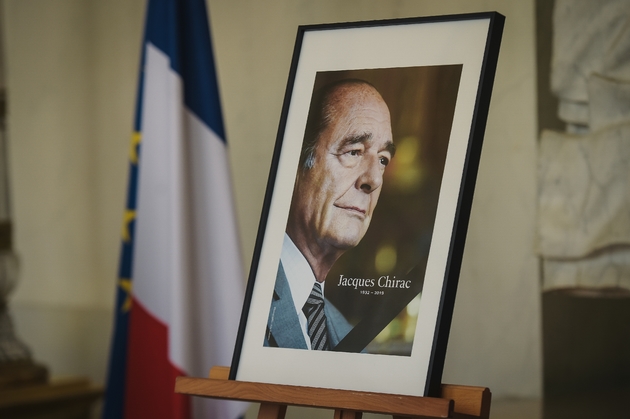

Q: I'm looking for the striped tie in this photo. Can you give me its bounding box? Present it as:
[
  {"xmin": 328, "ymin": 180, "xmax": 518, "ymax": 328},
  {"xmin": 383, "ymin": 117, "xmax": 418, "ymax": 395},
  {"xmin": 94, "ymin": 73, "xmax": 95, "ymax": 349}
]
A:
[{"xmin": 302, "ymin": 282, "xmax": 329, "ymax": 350}]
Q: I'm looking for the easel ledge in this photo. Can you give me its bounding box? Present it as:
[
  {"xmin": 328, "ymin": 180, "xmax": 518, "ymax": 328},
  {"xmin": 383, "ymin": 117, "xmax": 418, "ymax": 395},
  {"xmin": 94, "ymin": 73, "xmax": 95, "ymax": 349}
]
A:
[{"xmin": 175, "ymin": 366, "xmax": 491, "ymax": 419}]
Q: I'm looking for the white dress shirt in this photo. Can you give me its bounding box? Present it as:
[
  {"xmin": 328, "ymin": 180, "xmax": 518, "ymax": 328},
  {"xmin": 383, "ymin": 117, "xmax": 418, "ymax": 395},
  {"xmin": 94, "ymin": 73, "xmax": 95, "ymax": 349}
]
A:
[{"xmin": 280, "ymin": 233, "xmax": 325, "ymax": 350}]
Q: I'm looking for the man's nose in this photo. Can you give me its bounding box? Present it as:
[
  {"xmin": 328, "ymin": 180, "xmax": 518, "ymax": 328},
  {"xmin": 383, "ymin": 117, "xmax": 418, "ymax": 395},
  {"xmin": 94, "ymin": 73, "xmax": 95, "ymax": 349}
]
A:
[{"xmin": 356, "ymin": 157, "xmax": 383, "ymax": 193}]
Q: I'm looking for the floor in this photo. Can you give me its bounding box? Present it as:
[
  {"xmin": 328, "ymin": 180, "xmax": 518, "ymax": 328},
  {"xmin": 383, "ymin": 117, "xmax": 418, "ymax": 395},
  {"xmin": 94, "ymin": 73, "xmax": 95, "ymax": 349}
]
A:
[
  {"xmin": 490, "ymin": 398, "xmax": 541, "ymax": 419},
  {"xmin": 245, "ymin": 398, "xmax": 544, "ymax": 419},
  {"xmin": 245, "ymin": 390, "xmax": 630, "ymax": 418}
]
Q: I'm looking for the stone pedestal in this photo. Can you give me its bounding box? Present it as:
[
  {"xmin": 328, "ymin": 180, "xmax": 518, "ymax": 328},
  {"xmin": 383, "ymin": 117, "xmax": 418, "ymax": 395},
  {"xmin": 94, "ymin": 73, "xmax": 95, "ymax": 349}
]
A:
[
  {"xmin": 0, "ymin": 360, "xmax": 48, "ymax": 389},
  {"xmin": 0, "ymin": 377, "xmax": 103, "ymax": 419}
]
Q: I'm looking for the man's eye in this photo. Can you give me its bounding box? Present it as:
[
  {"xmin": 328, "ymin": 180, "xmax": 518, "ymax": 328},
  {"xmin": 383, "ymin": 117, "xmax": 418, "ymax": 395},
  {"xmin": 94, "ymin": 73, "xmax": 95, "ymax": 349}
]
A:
[
  {"xmin": 379, "ymin": 156, "xmax": 390, "ymax": 166},
  {"xmin": 348, "ymin": 149, "xmax": 361, "ymax": 156}
]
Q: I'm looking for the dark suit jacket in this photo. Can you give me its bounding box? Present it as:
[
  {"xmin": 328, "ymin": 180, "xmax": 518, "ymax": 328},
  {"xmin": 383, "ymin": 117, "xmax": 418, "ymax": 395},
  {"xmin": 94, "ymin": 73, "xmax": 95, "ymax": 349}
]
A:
[{"xmin": 264, "ymin": 262, "xmax": 352, "ymax": 349}]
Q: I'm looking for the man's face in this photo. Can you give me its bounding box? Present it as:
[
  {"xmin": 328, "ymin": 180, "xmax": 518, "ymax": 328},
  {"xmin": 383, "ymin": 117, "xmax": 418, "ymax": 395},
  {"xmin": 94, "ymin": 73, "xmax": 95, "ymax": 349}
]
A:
[{"xmin": 289, "ymin": 84, "xmax": 394, "ymax": 254}]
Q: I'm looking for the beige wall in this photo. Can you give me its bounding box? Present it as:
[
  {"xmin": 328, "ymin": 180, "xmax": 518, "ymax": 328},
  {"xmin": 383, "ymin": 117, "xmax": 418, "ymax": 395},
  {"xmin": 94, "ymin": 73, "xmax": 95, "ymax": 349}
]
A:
[
  {"xmin": 3, "ymin": 0, "xmax": 144, "ymax": 384},
  {"xmin": 2, "ymin": 0, "xmax": 540, "ymax": 407}
]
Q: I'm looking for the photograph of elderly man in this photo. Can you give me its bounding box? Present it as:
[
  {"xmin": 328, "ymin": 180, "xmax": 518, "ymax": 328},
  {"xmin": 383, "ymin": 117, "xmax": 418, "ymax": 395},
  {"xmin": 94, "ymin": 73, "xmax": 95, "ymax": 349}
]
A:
[{"xmin": 265, "ymin": 65, "xmax": 462, "ymax": 355}]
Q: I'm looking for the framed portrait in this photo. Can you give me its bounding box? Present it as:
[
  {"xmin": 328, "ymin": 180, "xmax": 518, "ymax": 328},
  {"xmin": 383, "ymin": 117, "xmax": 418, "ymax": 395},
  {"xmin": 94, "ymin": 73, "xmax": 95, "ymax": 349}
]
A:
[{"xmin": 230, "ymin": 12, "xmax": 504, "ymax": 397}]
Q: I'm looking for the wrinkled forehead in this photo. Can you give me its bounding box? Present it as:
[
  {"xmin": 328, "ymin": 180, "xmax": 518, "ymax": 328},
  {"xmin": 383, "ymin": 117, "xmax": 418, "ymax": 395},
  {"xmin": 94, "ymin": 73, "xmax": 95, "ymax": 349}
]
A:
[
  {"xmin": 324, "ymin": 85, "xmax": 393, "ymax": 149},
  {"xmin": 327, "ymin": 83, "xmax": 391, "ymax": 120}
]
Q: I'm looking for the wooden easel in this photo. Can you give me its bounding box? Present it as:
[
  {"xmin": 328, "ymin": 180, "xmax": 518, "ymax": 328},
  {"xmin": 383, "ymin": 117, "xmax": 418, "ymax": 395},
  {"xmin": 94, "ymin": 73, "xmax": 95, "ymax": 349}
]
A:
[{"xmin": 175, "ymin": 366, "xmax": 491, "ymax": 419}]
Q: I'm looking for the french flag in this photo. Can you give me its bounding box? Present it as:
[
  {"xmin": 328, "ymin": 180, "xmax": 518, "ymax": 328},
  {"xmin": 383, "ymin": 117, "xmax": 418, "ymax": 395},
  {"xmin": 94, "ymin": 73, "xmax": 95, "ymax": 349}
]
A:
[{"xmin": 103, "ymin": 0, "xmax": 245, "ymax": 418}]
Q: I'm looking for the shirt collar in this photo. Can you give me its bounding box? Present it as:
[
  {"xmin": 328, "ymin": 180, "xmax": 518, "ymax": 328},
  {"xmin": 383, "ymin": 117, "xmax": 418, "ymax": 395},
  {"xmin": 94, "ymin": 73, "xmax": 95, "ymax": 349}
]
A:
[{"xmin": 281, "ymin": 233, "xmax": 324, "ymax": 310}]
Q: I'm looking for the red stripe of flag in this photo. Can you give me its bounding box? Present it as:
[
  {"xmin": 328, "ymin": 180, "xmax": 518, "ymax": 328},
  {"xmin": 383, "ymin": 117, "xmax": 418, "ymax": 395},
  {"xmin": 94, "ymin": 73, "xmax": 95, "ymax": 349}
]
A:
[{"xmin": 124, "ymin": 298, "xmax": 191, "ymax": 419}]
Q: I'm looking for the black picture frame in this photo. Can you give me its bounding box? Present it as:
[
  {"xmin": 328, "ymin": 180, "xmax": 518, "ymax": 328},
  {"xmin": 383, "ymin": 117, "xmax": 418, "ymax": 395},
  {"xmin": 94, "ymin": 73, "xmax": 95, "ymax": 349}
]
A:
[{"xmin": 230, "ymin": 12, "xmax": 504, "ymax": 397}]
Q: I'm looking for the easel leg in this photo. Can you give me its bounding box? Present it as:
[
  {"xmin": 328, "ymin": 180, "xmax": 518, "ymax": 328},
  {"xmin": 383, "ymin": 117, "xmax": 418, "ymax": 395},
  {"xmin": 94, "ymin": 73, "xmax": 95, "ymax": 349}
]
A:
[
  {"xmin": 257, "ymin": 402, "xmax": 287, "ymax": 419},
  {"xmin": 334, "ymin": 409, "xmax": 363, "ymax": 419}
]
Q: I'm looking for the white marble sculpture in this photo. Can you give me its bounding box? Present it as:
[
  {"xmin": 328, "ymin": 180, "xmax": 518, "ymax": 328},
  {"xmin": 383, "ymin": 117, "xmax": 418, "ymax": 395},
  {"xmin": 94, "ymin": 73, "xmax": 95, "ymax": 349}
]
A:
[{"xmin": 538, "ymin": 0, "xmax": 630, "ymax": 292}]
